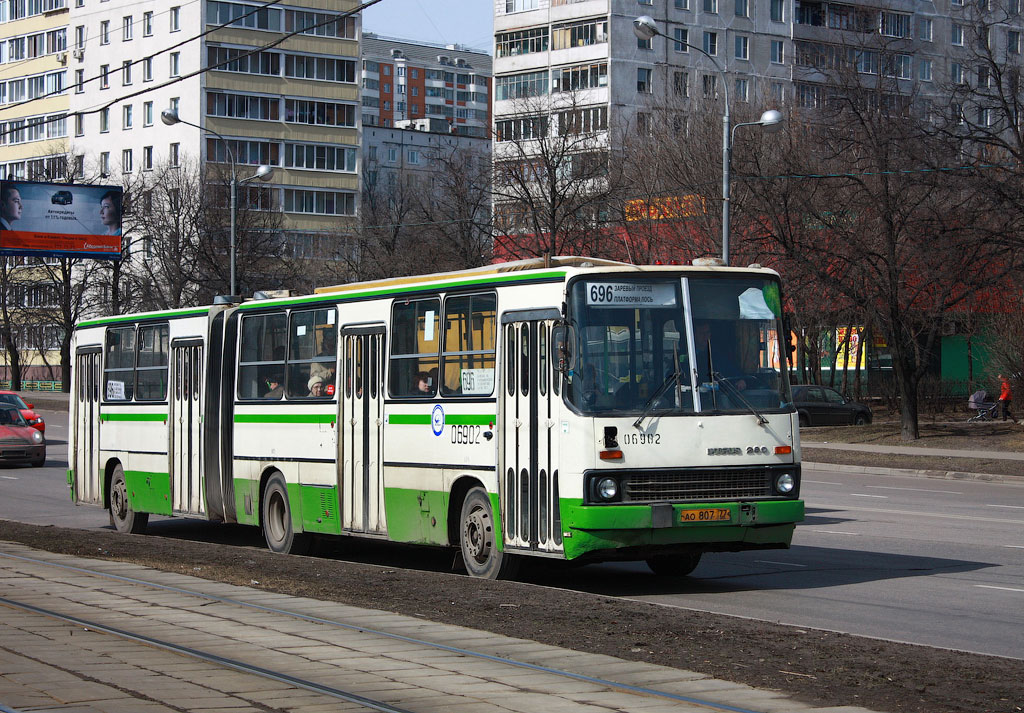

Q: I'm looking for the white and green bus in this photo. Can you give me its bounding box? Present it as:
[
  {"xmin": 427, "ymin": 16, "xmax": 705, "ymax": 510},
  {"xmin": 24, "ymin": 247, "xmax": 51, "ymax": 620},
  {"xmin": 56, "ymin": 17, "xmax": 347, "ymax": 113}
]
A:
[{"xmin": 68, "ymin": 257, "xmax": 803, "ymax": 579}]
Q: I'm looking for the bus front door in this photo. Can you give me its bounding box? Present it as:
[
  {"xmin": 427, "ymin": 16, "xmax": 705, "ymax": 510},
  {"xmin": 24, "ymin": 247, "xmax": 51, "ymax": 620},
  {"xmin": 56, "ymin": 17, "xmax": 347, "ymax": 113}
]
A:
[
  {"xmin": 341, "ymin": 328, "xmax": 386, "ymax": 535},
  {"xmin": 501, "ymin": 319, "xmax": 563, "ymax": 555},
  {"xmin": 170, "ymin": 342, "xmax": 204, "ymax": 515},
  {"xmin": 73, "ymin": 348, "xmax": 102, "ymax": 505}
]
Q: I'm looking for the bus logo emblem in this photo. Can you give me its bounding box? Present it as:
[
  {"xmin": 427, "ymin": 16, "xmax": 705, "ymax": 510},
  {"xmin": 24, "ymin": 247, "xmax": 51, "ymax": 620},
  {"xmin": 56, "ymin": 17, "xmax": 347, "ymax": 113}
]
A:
[{"xmin": 431, "ymin": 405, "xmax": 445, "ymax": 436}]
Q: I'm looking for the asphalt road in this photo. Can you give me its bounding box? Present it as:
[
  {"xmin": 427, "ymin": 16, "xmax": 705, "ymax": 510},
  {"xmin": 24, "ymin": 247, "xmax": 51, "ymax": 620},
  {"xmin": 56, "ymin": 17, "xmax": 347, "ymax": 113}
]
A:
[{"xmin": 4, "ymin": 409, "xmax": 1022, "ymax": 659}]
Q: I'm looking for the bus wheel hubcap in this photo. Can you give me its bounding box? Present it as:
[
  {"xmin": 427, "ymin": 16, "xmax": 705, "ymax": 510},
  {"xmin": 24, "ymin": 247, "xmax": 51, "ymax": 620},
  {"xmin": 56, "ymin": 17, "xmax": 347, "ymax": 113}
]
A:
[{"xmin": 465, "ymin": 509, "xmax": 490, "ymax": 562}]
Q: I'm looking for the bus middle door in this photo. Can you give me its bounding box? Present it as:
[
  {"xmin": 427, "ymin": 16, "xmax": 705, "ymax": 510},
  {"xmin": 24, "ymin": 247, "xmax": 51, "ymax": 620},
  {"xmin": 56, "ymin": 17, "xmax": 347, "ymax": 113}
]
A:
[
  {"xmin": 73, "ymin": 348, "xmax": 102, "ymax": 505},
  {"xmin": 341, "ymin": 326, "xmax": 386, "ymax": 535},
  {"xmin": 500, "ymin": 316, "xmax": 562, "ymax": 556},
  {"xmin": 170, "ymin": 340, "xmax": 204, "ymax": 515}
]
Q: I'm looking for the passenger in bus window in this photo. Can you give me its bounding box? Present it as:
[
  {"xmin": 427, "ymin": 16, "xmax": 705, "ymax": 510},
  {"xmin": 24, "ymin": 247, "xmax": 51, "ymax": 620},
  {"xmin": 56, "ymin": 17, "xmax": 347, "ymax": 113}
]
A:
[
  {"xmin": 263, "ymin": 374, "xmax": 284, "ymax": 399},
  {"xmin": 415, "ymin": 371, "xmax": 432, "ymax": 395},
  {"xmin": 307, "ymin": 375, "xmax": 325, "ymax": 397}
]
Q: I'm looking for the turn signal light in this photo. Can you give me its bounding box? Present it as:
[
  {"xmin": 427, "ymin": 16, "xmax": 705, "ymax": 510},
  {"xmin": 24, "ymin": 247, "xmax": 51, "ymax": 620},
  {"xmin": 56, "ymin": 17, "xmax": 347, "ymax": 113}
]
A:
[
  {"xmin": 775, "ymin": 446, "xmax": 792, "ymax": 455},
  {"xmin": 600, "ymin": 449, "xmax": 623, "ymax": 460}
]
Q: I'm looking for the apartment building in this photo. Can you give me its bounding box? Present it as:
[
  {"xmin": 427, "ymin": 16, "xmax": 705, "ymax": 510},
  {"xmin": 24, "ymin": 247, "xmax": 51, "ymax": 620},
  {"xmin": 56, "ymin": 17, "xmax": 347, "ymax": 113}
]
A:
[
  {"xmin": 68, "ymin": 0, "xmax": 361, "ymax": 255},
  {"xmin": 361, "ymin": 32, "xmax": 491, "ymax": 138}
]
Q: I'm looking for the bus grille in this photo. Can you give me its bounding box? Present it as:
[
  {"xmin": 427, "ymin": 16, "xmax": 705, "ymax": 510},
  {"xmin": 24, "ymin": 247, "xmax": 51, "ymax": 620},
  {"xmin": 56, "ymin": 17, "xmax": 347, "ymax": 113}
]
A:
[{"xmin": 623, "ymin": 468, "xmax": 773, "ymax": 502}]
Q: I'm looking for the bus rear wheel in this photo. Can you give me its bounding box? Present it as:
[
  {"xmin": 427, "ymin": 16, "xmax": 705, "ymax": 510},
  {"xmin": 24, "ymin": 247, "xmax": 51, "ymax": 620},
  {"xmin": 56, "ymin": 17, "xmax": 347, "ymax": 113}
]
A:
[
  {"xmin": 261, "ymin": 472, "xmax": 310, "ymax": 555},
  {"xmin": 109, "ymin": 464, "xmax": 148, "ymax": 534},
  {"xmin": 646, "ymin": 551, "xmax": 702, "ymax": 577},
  {"xmin": 460, "ymin": 487, "xmax": 518, "ymax": 580}
]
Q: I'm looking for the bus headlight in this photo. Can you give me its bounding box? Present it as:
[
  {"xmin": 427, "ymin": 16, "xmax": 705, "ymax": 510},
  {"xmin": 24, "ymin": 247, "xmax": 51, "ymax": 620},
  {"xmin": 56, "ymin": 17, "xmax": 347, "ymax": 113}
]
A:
[
  {"xmin": 596, "ymin": 477, "xmax": 618, "ymax": 501},
  {"xmin": 775, "ymin": 472, "xmax": 795, "ymax": 494}
]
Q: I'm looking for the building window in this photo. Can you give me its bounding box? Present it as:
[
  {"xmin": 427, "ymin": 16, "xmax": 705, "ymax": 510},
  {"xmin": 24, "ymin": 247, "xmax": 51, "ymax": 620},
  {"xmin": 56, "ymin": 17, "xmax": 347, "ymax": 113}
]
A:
[
  {"xmin": 407, "ymin": 149, "xmax": 419, "ymax": 164},
  {"xmin": 919, "ymin": 58, "xmax": 932, "ymax": 81},
  {"xmin": 880, "ymin": 12, "xmax": 910, "ymax": 38},
  {"xmin": 735, "ymin": 35, "xmax": 748, "ymax": 59},
  {"xmin": 735, "ymin": 0, "xmax": 747, "ymax": 16},
  {"xmin": 75, "ymin": 25, "xmax": 85, "ymax": 48},
  {"xmin": 771, "ymin": 40, "xmax": 785, "ymax": 64},
  {"xmin": 143, "ymin": 11, "xmax": 152, "ymax": 36},
  {"xmin": 170, "ymin": 6, "xmax": 180, "ymax": 31},
  {"xmin": 122, "ymin": 60, "xmax": 132, "ymax": 85},
  {"xmin": 169, "ymin": 142, "xmax": 179, "ymax": 167},
  {"xmin": 122, "ymin": 149, "xmax": 132, "ymax": 173},
  {"xmin": 951, "ymin": 62, "xmax": 964, "ymax": 84},
  {"xmin": 952, "ymin": 23, "xmax": 964, "ymax": 46},
  {"xmin": 143, "ymin": 57, "xmax": 153, "ymax": 82},
  {"xmin": 771, "ymin": 81, "xmax": 785, "ymax": 103},
  {"xmin": 123, "ymin": 15, "xmax": 132, "ymax": 40},
  {"xmin": 123, "ymin": 104, "xmax": 132, "ymax": 128},
  {"xmin": 770, "ymin": 0, "xmax": 783, "ymax": 21},
  {"xmin": 637, "ymin": 34, "xmax": 652, "ymax": 49},
  {"xmin": 100, "ymin": 151, "xmax": 110, "ymax": 174},
  {"xmin": 75, "ymin": 114, "xmax": 84, "ymax": 136},
  {"xmin": 1010, "ymin": 30, "xmax": 1021, "ymax": 54},
  {"xmin": 144, "ymin": 101, "xmax": 153, "ymax": 125},
  {"xmin": 702, "ymin": 74, "xmax": 717, "ymax": 98},
  {"xmin": 675, "ymin": 0, "xmax": 688, "ymax": 8},
  {"xmin": 703, "ymin": 0, "xmax": 717, "ymax": 13},
  {"xmin": 673, "ymin": 71, "xmax": 688, "ymax": 97},
  {"xmin": 74, "ymin": 69, "xmax": 84, "ymax": 93},
  {"xmin": 100, "ymin": 107, "xmax": 109, "ymax": 132},
  {"xmin": 735, "ymin": 77, "xmax": 749, "ymax": 101},
  {"xmin": 100, "ymin": 20, "xmax": 109, "ymax": 44},
  {"xmin": 674, "ymin": 27, "xmax": 689, "ymax": 52},
  {"xmin": 637, "ymin": 67, "xmax": 652, "ymax": 92},
  {"xmin": 170, "ymin": 52, "xmax": 180, "ymax": 77},
  {"xmin": 703, "ymin": 31, "xmax": 717, "ymax": 55},
  {"xmin": 918, "ymin": 17, "xmax": 932, "ymax": 41}
]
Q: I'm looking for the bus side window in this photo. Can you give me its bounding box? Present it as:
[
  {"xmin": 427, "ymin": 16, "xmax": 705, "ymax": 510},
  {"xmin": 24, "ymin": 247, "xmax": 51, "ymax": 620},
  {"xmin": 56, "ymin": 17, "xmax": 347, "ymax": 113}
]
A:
[
  {"xmin": 441, "ymin": 293, "xmax": 496, "ymax": 397},
  {"xmin": 389, "ymin": 298, "xmax": 439, "ymax": 397},
  {"xmin": 136, "ymin": 324, "xmax": 169, "ymax": 401},
  {"xmin": 238, "ymin": 312, "xmax": 287, "ymax": 400},
  {"xmin": 104, "ymin": 326, "xmax": 135, "ymax": 401}
]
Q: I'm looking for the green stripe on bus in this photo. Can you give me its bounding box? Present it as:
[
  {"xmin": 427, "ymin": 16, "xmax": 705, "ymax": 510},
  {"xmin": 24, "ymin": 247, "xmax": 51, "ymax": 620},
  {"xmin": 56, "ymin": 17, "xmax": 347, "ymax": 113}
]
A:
[
  {"xmin": 238, "ymin": 271, "xmax": 567, "ymax": 310},
  {"xmin": 234, "ymin": 414, "xmax": 337, "ymax": 424},
  {"xmin": 100, "ymin": 413, "xmax": 167, "ymax": 421},
  {"xmin": 78, "ymin": 307, "xmax": 209, "ymax": 327},
  {"xmin": 388, "ymin": 414, "xmax": 494, "ymax": 425}
]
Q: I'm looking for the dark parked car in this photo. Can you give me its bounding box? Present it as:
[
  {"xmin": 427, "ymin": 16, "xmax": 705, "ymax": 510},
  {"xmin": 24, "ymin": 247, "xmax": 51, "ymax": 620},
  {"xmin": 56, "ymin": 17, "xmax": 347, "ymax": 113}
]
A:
[
  {"xmin": 51, "ymin": 190, "xmax": 73, "ymax": 205},
  {"xmin": 791, "ymin": 384, "xmax": 872, "ymax": 426}
]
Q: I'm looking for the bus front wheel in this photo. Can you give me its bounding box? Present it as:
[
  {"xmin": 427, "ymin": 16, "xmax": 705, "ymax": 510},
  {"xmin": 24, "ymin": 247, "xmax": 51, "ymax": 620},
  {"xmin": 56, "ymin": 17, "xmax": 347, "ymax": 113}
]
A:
[
  {"xmin": 261, "ymin": 473, "xmax": 310, "ymax": 555},
  {"xmin": 646, "ymin": 551, "xmax": 702, "ymax": 577},
  {"xmin": 459, "ymin": 487, "xmax": 518, "ymax": 580},
  {"xmin": 109, "ymin": 465, "xmax": 148, "ymax": 534}
]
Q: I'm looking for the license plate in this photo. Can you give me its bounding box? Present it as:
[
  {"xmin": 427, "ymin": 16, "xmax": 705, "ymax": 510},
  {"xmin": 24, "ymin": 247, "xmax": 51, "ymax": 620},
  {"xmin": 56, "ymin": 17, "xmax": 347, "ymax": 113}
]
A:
[{"xmin": 680, "ymin": 508, "xmax": 731, "ymax": 523}]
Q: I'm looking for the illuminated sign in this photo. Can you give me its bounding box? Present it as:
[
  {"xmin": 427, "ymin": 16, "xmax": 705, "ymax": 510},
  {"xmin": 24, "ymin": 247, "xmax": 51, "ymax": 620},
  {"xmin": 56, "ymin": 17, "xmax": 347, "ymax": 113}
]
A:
[
  {"xmin": 624, "ymin": 195, "xmax": 705, "ymax": 222},
  {"xmin": 0, "ymin": 180, "xmax": 123, "ymax": 260}
]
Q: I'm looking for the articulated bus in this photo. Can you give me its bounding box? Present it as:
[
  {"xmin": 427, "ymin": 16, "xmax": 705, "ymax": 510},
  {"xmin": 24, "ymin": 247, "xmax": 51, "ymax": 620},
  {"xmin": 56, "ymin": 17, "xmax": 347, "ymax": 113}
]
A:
[{"xmin": 68, "ymin": 257, "xmax": 803, "ymax": 579}]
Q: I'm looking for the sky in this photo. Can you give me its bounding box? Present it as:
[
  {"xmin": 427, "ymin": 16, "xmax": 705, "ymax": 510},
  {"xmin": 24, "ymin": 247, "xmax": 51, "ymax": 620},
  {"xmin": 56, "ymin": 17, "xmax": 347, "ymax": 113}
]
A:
[{"xmin": 361, "ymin": 0, "xmax": 493, "ymax": 53}]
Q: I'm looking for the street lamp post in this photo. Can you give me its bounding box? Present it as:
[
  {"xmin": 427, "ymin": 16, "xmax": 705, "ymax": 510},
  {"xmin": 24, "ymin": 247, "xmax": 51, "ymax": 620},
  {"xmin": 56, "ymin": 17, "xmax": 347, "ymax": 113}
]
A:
[
  {"xmin": 632, "ymin": 16, "xmax": 783, "ymax": 265},
  {"xmin": 160, "ymin": 108, "xmax": 274, "ymax": 297}
]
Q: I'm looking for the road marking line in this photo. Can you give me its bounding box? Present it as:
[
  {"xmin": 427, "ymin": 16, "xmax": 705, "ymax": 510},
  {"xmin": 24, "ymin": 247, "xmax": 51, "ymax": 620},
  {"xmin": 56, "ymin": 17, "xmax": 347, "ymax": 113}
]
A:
[
  {"xmin": 810, "ymin": 503, "xmax": 1024, "ymax": 525},
  {"xmin": 850, "ymin": 493, "xmax": 889, "ymax": 498},
  {"xmin": 807, "ymin": 529, "xmax": 859, "ymax": 535},
  {"xmin": 755, "ymin": 560, "xmax": 807, "ymax": 567},
  {"xmin": 867, "ymin": 485, "xmax": 962, "ymax": 494},
  {"xmin": 975, "ymin": 585, "xmax": 1024, "ymax": 593},
  {"xmin": 0, "ymin": 476, "xmax": 17, "ymax": 480},
  {"xmin": 805, "ymin": 480, "xmax": 840, "ymax": 485},
  {"xmin": 986, "ymin": 504, "xmax": 1024, "ymax": 509},
  {"xmin": 1003, "ymin": 545, "xmax": 1024, "ymax": 549}
]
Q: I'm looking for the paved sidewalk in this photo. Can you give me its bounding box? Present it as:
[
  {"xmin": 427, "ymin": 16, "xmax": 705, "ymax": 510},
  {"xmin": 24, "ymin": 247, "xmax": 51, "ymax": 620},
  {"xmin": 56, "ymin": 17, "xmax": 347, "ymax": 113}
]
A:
[
  {"xmin": 802, "ymin": 441, "xmax": 1024, "ymax": 461},
  {"xmin": 0, "ymin": 542, "xmax": 883, "ymax": 713}
]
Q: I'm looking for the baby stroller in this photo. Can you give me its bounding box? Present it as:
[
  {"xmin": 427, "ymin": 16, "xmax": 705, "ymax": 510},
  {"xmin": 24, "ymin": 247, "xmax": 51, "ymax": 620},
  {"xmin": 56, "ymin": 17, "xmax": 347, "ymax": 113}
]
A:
[{"xmin": 967, "ymin": 390, "xmax": 998, "ymax": 422}]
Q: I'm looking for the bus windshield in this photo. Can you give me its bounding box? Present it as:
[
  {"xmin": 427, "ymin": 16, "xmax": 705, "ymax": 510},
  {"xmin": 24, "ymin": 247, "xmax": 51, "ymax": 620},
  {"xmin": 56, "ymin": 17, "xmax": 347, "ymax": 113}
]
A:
[{"xmin": 566, "ymin": 275, "xmax": 791, "ymax": 415}]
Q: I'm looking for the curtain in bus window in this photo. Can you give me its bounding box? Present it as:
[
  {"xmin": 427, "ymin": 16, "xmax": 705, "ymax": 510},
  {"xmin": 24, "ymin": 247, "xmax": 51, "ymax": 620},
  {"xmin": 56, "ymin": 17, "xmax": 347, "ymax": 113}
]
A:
[
  {"xmin": 135, "ymin": 324, "xmax": 169, "ymax": 401},
  {"xmin": 286, "ymin": 308, "xmax": 337, "ymax": 398},
  {"xmin": 441, "ymin": 293, "xmax": 496, "ymax": 396},
  {"xmin": 389, "ymin": 299, "xmax": 439, "ymax": 397},
  {"xmin": 104, "ymin": 326, "xmax": 135, "ymax": 401},
  {"xmin": 238, "ymin": 312, "xmax": 287, "ymax": 399}
]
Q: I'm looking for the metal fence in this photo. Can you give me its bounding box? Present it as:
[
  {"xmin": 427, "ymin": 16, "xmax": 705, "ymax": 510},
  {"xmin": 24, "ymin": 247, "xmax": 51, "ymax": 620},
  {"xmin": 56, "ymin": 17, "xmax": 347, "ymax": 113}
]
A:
[{"xmin": 0, "ymin": 380, "xmax": 63, "ymax": 391}]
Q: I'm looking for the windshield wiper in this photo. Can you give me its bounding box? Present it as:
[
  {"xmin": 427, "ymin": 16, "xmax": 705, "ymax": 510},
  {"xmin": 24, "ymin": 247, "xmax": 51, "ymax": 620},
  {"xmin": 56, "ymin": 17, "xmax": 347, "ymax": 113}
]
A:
[
  {"xmin": 634, "ymin": 345, "xmax": 683, "ymax": 430},
  {"xmin": 713, "ymin": 371, "xmax": 768, "ymax": 425}
]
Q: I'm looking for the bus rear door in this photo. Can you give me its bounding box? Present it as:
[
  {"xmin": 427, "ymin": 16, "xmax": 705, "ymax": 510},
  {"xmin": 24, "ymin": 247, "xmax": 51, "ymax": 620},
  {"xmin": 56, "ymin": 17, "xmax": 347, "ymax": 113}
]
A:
[{"xmin": 73, "ymin": 347, "xmax": 102, "ymax": 504}]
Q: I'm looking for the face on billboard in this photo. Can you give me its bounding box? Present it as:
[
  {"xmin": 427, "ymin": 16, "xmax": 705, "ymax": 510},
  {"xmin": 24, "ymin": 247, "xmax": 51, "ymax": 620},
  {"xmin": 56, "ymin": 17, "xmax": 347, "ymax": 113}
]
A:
[{"xmin": 1, "ymin": 187, "xmax": 22, "ymax": 225}]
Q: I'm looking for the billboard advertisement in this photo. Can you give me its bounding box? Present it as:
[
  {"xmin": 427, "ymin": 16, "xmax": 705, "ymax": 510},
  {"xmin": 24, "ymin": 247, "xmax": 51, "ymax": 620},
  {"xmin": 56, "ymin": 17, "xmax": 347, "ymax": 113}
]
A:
[{"xmin": 0, "ymin": 180, "xmax": 123, "ymax": 260}]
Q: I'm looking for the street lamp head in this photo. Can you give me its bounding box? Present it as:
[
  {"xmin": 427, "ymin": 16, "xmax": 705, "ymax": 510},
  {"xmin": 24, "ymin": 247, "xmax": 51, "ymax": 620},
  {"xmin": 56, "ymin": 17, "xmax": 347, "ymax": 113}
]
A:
[
  {"xmin": 633, "ymin": 15, "xmax": 660, "ymax": 41},
  {"xmin": 254, "ymin": 164, "xmax": 274, "ymax": 182},
  {"xmin": 758, "ymin": 109, "xmax": 784, "ymax": 132},
  {"xmin": 160, "ymin": 108, "xmax": 181, "ymax": 126}
]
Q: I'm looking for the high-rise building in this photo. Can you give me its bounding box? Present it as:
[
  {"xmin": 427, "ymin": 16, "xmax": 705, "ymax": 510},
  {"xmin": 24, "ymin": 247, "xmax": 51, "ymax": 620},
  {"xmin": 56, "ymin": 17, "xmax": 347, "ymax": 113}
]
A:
[{"xmin": 361, "ymin": 32, "xmax": 491, "ymax": 137}]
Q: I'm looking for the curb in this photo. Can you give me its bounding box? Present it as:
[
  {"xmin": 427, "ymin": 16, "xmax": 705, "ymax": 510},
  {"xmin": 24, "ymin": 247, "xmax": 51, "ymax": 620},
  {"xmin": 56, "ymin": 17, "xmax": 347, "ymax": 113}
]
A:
[{"xmin": 803, "ymin": 460, "xmax": 1018, "ymax": 483}]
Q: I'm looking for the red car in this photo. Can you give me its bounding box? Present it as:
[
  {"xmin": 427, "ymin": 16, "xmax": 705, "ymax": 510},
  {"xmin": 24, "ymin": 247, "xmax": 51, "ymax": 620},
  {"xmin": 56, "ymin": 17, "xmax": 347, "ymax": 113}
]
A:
[
  {"xmin": 0, "ymin": 391, "xmax": 45, "ymax": 432},
  {"xmin": 0, "ymin": 404, "xmax": 45, "ymax": 467}
]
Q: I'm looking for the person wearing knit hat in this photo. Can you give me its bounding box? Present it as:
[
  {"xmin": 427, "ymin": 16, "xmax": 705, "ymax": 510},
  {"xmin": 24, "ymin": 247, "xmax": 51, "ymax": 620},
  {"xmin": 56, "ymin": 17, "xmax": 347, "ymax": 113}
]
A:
[{"xmin": 307, "ymin": 375, "xmax": 325, "ymax": 397}]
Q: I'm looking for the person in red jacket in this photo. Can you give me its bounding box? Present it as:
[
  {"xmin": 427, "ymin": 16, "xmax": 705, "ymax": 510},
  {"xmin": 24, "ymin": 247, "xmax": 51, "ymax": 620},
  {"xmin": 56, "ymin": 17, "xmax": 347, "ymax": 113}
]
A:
[{"xmin": 997, "ymin": 374, "xmax": 1014, "ymax": 422}]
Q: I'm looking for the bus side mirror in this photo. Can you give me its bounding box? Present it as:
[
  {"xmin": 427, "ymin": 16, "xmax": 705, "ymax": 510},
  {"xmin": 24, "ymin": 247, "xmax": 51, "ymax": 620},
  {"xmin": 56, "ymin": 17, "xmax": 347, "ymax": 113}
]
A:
[{"xmin": 551, "ymin": 324, "xmax": 576, "ymax": 373}]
